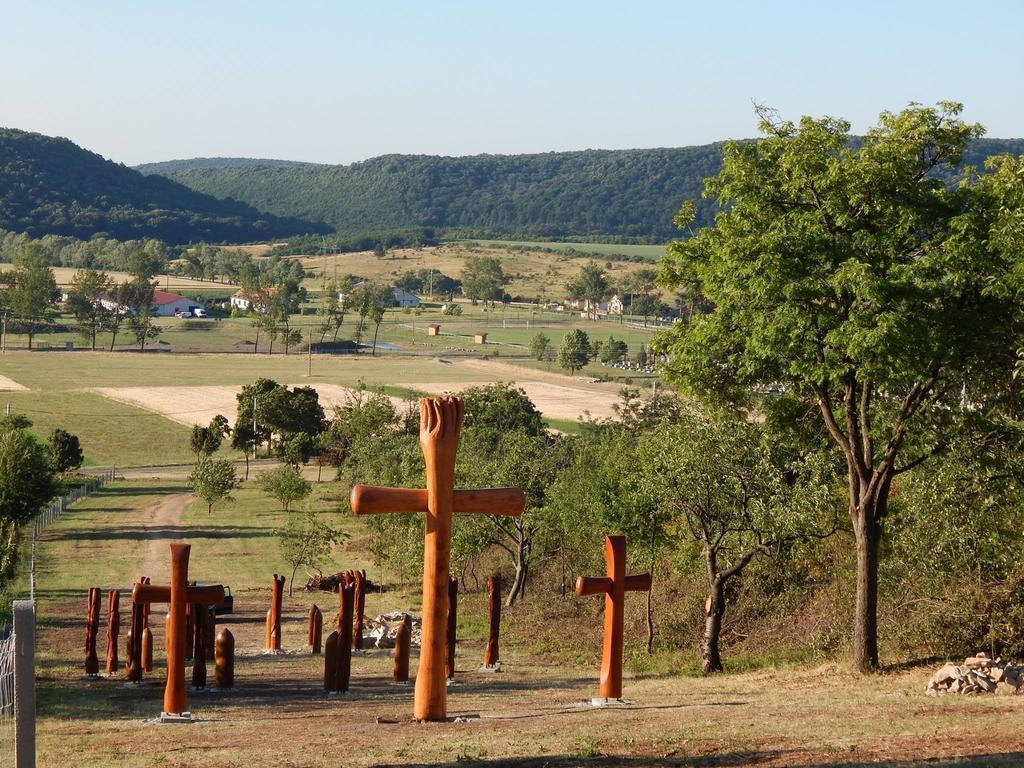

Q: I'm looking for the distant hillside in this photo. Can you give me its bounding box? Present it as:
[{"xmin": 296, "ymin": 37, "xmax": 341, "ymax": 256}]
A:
[
  {"xmin": 138, "ymin": 139, "xmax": 1024, "ymax": 241},
  {"xmin": 137, "ymin": 157, "xmax": 315, "ymax": 175},
  {"xmin": 0, "ymin": 129, "xmax": 329, "ymax": 244}
]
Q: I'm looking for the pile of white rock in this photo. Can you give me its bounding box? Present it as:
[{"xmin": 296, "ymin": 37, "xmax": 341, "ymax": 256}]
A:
[
  {"xmin": 366, "ymin": 612, "xmax": 422, "ymax": 649},
  {"xmin": 926, "ymin": 653, "xmax": 1024, "ymax": 696}
]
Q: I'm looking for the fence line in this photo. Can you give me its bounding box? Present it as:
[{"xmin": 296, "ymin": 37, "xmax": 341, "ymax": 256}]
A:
[
  {"xmin": 29, "ymin": 467, "xmax": 116, "ymax": 603},
  {"xmin": 0, "ymin": 628, "xmax": 14, "ymax": 768}
]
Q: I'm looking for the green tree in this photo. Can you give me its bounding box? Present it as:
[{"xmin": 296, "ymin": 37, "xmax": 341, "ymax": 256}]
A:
[
  {"xmin": 528, "ymin": 332, "xmax": 551, "ymax": 362},
  {"xmin": 66, "ymin": 269, "xmax": 113, "ymax": 350},
  {"xmin": 565, "ymin": 262, "xmax": 609, "ymax": 320},
  {"xmin": 460, "ymin": 256, "xmax": 506, "ymax": 304},
  {"xmin": 597, "ymin": 336, "xmax": 628, "ymax": 363},
  {"xmin": 187, "ymin": 456, "xmax": 240, "ymax": 515},
  {"xmin": 0, "ymin": 242, "xmax": 59, "ymax": 349},
  {"xmin": 630, "ymin": 293, "xmax": 663, "ymax": 327},
  {"xmin": 655, "ymin": 102, "xmax": 1024, "ymax": 671},
  {"xmin": 276, "ymin": 510, "xmax": 347, "ymax": 595},
  {"xmin": 0, "ymin": 425, "xmax": 57, "ymax": 577},
  {"xmin": 638, "ymin": 408, "xmax": 831, "ymax": 672},
  {"xmin": 258, "ymin": 464, "xmax": 312, "ymax": 512},
  {"xmin": 190, "ymin": 415, "xmax": 230, "ymax": 456},
  {"xmin": 557, "ymin": 329, "xmax": 592, "ymax": 374},
  {"xmin": 461, "ymin": 382, "xmax": 546, "ymax": 437},
  {"xmin": 47, "ymin": 428, "xmax": 84, "ymax": 473}
]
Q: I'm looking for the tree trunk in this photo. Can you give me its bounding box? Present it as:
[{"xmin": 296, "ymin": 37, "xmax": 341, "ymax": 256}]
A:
[
  {"xmin": 702, "ymin": 578, "xmax": 725, "ymax": 674},
  {"xmin": 243, "ymin": 453, "xmax": 250, "ymax": 481},
  {"xmin": 254, "ymin": 326, "xmax": 260, "ymax": 353},
  {"xmin": 853, "ymin": 508, "xmax": 882, "ymax": 672},
  {"xmin": 371, "ymin": 323, "xmax": 380, "ymax": 356},
  {"xmin": 506, "ymin": 536, "xmax": 529, "ymax": 607}
]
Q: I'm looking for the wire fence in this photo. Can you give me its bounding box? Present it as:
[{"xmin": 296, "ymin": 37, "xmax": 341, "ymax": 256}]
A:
[
  {"xmin": 30, "ymin": 469, "xmax": 115, "ymax": 602},
  {"xmin": 0, "ymin": 626, "xmax": 14, "ymax": 768}
]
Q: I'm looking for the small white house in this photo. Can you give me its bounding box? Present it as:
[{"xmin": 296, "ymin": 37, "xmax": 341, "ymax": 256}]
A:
[
  {"xmin": 338, "ymin": 282, "xmax": 421, "ymax": 309},
  {"xmin": 231, "ymin": 288, "xmax": 277, "ymax": 314},
  {"xmin": 100, "ymin": 290, "xmax": 204, "ymax": 317}
]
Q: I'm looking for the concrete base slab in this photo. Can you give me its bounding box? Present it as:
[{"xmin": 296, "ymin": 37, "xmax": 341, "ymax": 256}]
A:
[
  {"xmin": 478, "ymin": 663, "xmax": 503, "ymax": 673},
  {"xmin": 159, "ymin": 711, "xmax": 193, "ymax": 724},
  {"xmin": 590, "ymin": 697, "xmax": 633, "ymax": 708}
]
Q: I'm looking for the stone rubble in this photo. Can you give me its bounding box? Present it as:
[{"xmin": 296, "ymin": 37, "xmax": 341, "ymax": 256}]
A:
[
  {"xmin": 926, "ymin": 652, "xmax": 1024, "ymax": 697},
  {"xmin": 366, "ymin": 612, "xmax": 422, "ymax": 649}
]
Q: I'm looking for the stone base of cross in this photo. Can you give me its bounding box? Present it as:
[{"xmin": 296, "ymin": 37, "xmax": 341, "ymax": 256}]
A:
[
  {"xmin": 350, "ymin": 396, "xmax": 524, "ymax": 721},
  {"xmin": 576, "ymin": 535, "xmax": 651, "ymax": 701},
  {"xmin": 132, "ymin": 543, "xmax": 225, "ymax": 720}
]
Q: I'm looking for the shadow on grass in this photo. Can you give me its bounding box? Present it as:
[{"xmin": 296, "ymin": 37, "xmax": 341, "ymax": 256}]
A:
[
  {"xmin": 368, "ymin": 753, "xmax": 1024, "ymax": 768},
  {"xmin": 47, "ymin": 525, "xmax": 271, "ymax": 541}
]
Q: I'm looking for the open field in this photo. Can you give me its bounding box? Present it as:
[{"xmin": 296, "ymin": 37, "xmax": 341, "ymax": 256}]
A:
[
  {"xmin": 18, "ymin": 478, "xmax": 1024, "ymax": 767},
  {"xmin": 457, "ymin": 239, "xmax": 670, "ymax": 261},
  {"xmin": 0, "ymin": 351, "xmax": 631, "ymax": 465},
  {"xmin": 0, "ymin": 262, "xmax": 239, "ymax": 294},
  {"xmin": 295, "ymin": 243, "xmax": 662, "ymax": 300}
]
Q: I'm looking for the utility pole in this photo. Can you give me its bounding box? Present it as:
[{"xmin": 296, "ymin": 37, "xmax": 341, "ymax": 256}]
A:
[
  {"xmin": 1, "ymin": 311, "xmax": 7, "ymax": 354},
  {"xmin": 307, "ymin": 328, "xmax": 313, "ymax": 377},
  {"xmin": 6, "ymin": 402, "xmax": 10, "ymax": 416}
]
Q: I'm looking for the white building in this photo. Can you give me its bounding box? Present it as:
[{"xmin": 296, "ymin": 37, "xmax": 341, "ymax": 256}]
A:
[
  {"xmin": 338, "ymin": 282, "xmax": 421, "ymax": 309},
  {"xmin": 230, "ymin": 288, "xmax": 277, "ymax": 314},
  {"xmin": 100, "ymin": 290, "xmax": 204, "ymax": 317}
]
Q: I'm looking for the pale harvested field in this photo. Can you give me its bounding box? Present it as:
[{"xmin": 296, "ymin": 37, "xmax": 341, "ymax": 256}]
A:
[
  {"xmin": 91, "ymin": 360, "xmax": 620, "ymax": 426},
  {"xmin": 90, "ymin": 384, "xmax": 406, "ymax": 427},
  {"xmin": 0, "ymin": 373, "xmax": 28, "ymax": 391},
  {"xmin": 0, "ymin": 263, "xmax": 237, "ymax": 292}
]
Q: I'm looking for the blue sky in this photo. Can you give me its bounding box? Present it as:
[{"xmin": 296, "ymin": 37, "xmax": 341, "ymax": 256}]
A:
[{"xmin": 2, "ymin": 1, "xmax": 1022, "ymax": 165}]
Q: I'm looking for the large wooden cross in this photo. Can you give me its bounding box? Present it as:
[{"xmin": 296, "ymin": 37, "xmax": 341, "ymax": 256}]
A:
[
  {"xmin": 132, "ymin": 543, "xmax": 225, "ymax": 719},
  {"xmin": 575, "ymin": 535, "xmax": 651, "ymax": 701},
  {"xmin": 350, "ymin": 396, "xmax": 524, "ymax": 721}
]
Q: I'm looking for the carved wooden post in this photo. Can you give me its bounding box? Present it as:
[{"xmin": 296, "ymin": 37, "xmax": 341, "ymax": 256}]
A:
[
  {"xmin": 204, "ymin": 606, "xmax": 216, "ymax": 661},
  {"xmin": 191, "ymin": 600, "xmax": 207, "ymax": 689},
  {"xmin": 215, "ymin": 628, "xmax": 234, "ymax": 688},
  {"xmin": 85, "ymin": 587, "xmax": 101, "ymax": 675},
  {"xmin": 393, "ymin": 614, "xmax": 412, "ymax": 683},
  {"xmin": 323, "ymin": 631, "xmax": 340, "ymax": 691},
  {"xmin": 132, "ymin": 544, "xmax": 225, "ymax": 719},
  {"xmin": 267, "ymin": 574, "xmax": 285, "ymax": 651},
  {"xmin": 308, "ymin": 605, "xmax": 323, "ymax": 654},
  {"xmin": 142, "ymin": 626, "xmax": 153, "ymax": 672},
  {"xmin": 483, "ymin": 575, "xmax": 501, "ymax": 668},
  {"xmin": 350, "ymin": 396, "xmax": 525, "ymax": 720},
  {"xmin": 575, "ymin": 535, "xmax": 652, "ymax": 701},
  {"xmin": 184, "ymin": 585, "xmax": 195, "ymax": 659},
  {"xmin": 445, "ymin": 575, "xmax": 458, "ymax": 680},
  {"xmin": 126, "ymin": 592, "xmax": 145, "ymax": 683},
  {"xmin": 352, "ymin": 570, "xmax": 366, "ymax": 650},
  {"xmin": 265, "ymin": 609, "xmax": 272, "ymax": 648},
  {"xmin": 335, "ymin": 581, "xmax": 354, "ymax": 693},
  {"xmin": 105, "ymin": 589, "xmax": 120, "ymax": 674}
]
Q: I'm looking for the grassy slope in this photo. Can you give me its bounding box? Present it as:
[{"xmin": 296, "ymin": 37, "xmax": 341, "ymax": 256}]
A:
[{"xmin": 20, "ymin": 477, "xmax": 1024, "ymax": 767}]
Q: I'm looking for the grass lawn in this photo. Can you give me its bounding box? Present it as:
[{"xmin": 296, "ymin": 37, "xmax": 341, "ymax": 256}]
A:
[
  {"xmin": 18, "ymin": 476, "xmax": 1024, "ymax": 767},
  {"xmin": 457, "ymin": 238, "xmax": 670, "ymax": 261}
]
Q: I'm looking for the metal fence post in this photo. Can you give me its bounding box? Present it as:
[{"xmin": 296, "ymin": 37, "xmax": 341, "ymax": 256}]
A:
[{"xmin": 13, "ymin": 601, "xmax": 35, "ymax": 768}]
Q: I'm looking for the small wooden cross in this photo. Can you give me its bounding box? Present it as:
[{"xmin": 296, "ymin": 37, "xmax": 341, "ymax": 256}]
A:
[
  {"xmin": 350, "ymin": 396, "xmax": 524, "ymax": 721},
  {"xmin": 575, "ymin": 535, "xmax": 651, "ymax": 701},
  {"xmin": 132, "ymin": 543, "xmax": 224, "ymax": 719}
]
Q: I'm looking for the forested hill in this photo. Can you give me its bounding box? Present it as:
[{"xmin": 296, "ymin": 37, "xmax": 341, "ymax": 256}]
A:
[
  {"xmin": 0, "ymin": 129, "xmax": 329, "ymax": 244},
  {"xmin": 138, "ymin": 138, "xmax": 1024, "ymax": 241}
]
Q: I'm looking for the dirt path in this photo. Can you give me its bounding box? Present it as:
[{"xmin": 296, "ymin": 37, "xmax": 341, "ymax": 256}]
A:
[{"xmin": 139, "ymin": 492, "xmax": 191, "ymax": 578}]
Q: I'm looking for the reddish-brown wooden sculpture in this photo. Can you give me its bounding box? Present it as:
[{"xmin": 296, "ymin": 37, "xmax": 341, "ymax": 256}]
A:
[
  {"xmin": 126, "ymin": 580, "xmax": 145, "ymax": 682},
  {"xmin": 267, "ymin": 574, "xmax": 285, "ymax": 651},
  {"xmin": 308, "ymin": 605, "xmax": 323, "ymax": 654},
  {"xmin": 105, "ymin": 589, "xmax": 121, "ymax": 674},
  {"xmin": 85, "ymin": 587, "xmax": 101, "ymax": 675},
  {"xmin": 132, "ymin": 543, "xmax": 225, "ymax": 718},
  {"xmin": 483, "ymin": 575, "xmax": 502, "ymax": 668},
  {"xmin": 445, "ymin": 575, "xmax": 458, "ymax": 680},
  {"xmin": 352, "ymin": 569, "xmax": 366, "ymax": 650},
  {"xmin": 350, "ymin": 396, "xmax": 525, "ymax": 721},
  {"xmin": 575, "ymin": 535, "xmax": 652, "ymax": 700},
  {"xmin": 323, "ymin": 630, "xmax": 339, "ymax": 691},
  {"xmin": 393, "ymin": 614, "xmax": 412, "ymax": 683},
  {"xmin": 334, "ymin": 581, "xmax": 354, "ymax": 692},
  {"xmin": 142, "ymin": 627, "xmax": 153, "ymax": 672},
  {"xmin": 215, "ymin": 628, "xmax": 234, "ymax": 688}
]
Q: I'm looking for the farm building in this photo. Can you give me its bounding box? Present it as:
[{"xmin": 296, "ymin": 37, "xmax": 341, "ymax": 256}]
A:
[
  {"xmin": 230, "ymin": 288, "xmax": 278, "ymax": 313},
  {"xmin": 339, "ymin": 282, "xmax": 421, "ymax": 308},
  {"xmin": 100, "ymin": 290, "xmax": 204, "ymax": 317}
]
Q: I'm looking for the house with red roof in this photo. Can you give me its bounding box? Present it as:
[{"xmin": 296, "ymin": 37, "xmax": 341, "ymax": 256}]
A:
[{"xmin": 100, "ymin": 290, "xmax": 205, "ymax": 317}]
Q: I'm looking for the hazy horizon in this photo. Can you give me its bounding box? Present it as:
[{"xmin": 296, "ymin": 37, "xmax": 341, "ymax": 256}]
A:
[{"xmin": 4, "ymin": 1, "xmax": 1023, "ymax": 166}]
